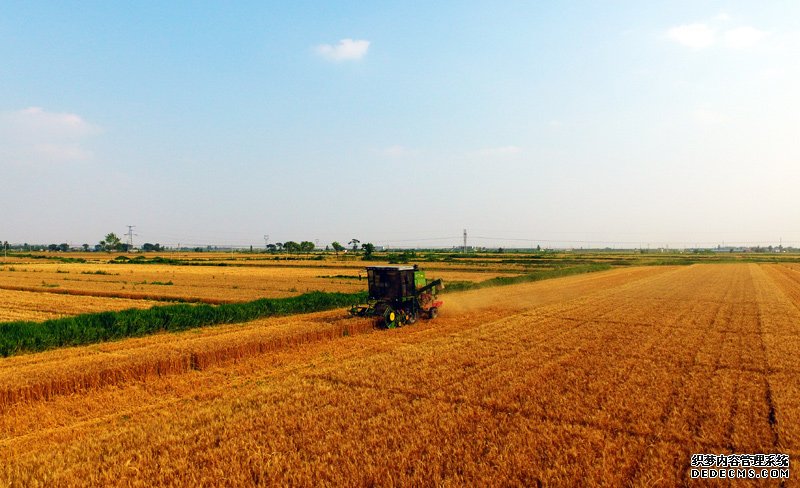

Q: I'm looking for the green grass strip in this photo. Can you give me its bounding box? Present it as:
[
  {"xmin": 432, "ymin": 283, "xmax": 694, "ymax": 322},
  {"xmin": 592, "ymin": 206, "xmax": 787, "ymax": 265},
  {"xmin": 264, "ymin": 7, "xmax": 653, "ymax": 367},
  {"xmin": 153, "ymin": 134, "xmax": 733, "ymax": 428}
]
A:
[
  {"xmin": 0, "ymin": 290, "xmax": 367, "ymax": 357},
  {"xmin": 442, "ymin": 263, "xmax": 613, "ymax": 292}
]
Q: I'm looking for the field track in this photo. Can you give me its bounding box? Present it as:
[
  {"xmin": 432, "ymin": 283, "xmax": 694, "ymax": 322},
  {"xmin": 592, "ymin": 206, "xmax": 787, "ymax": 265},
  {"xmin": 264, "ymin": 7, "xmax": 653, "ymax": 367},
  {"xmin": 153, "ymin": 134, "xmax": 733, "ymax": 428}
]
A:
[{"xmin": 1, "ymin": 263, "xmax": 798, "ymax": 486}]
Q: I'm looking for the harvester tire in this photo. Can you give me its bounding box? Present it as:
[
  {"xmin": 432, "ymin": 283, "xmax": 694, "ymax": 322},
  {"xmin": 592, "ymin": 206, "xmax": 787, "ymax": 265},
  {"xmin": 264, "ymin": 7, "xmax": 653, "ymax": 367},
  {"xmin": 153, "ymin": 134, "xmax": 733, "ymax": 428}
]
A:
[{"xmin": 428, "ymin": 307, "xmax": 438, "ymax": 319}]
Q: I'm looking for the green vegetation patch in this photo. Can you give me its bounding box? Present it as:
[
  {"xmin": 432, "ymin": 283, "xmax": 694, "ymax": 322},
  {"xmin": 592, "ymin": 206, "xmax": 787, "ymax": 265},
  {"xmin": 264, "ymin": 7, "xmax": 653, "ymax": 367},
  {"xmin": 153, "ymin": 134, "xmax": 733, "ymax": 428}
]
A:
[
  {"xmin": 0, "ymin": 290, "xmax": 367, "ymax": 357},
  {"xmin": 8, "ymin": 253, "xmax": 87, "ymax": 263}
]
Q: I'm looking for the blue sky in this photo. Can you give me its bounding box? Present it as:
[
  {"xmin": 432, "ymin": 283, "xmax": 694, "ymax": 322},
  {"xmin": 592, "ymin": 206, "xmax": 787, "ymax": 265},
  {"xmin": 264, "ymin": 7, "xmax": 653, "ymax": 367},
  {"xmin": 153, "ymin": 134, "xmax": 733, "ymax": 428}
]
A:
[{"xmin": 1, "ymin": 1, "xmax": 798, "ymax": 248}]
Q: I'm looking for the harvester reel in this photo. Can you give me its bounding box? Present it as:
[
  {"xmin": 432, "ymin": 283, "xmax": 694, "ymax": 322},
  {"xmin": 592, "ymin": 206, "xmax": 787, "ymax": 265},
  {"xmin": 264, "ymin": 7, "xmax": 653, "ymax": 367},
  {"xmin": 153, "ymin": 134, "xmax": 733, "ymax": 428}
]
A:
[
  {"xmin": 375, "ymin": 303, "xmax": 398, "ymax": 329},
  {"xmin": 349, "ymin": 304, "xmax": 370, "ymax": 317}
]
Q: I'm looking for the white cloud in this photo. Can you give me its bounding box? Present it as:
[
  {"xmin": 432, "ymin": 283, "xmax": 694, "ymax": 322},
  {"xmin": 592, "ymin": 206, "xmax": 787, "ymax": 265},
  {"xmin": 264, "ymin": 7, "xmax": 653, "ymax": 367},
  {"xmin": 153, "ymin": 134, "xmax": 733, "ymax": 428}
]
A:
[
  {"xmin": 315, "ymin": 39, "xmax": 370, "ymax": 61},
  {"xmin": 667, "ymin": 21, "xmax": 768, "ymax": 50},
  {"xmin": 713, "ymin": 12, "xmax": 731, "ymax": 22},
  {"xmin": 10, "ymin": 107, "xmax": 98, "ymax": 137},
  {"xmin": 0, "ymin": 107, "xmax": 100, "ymax": 165},
  {"xmin": 667, "ymin": 23, "xmax": 716, "ymax": 49},
  {"xmin": 722, "ymin": 26, "xmax": 767, "ymax": 48}
]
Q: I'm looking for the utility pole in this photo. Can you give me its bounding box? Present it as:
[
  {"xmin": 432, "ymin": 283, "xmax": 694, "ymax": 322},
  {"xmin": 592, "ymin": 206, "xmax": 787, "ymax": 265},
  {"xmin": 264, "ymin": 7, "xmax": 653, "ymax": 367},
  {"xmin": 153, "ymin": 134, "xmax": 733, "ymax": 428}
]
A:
[
  {"xmin": 125, "ymin": 225, "xmax": 136, "ymax": 252},
  {"xmin": 463, "ymin": 229, "xmax": 467, "ymax": 253}
]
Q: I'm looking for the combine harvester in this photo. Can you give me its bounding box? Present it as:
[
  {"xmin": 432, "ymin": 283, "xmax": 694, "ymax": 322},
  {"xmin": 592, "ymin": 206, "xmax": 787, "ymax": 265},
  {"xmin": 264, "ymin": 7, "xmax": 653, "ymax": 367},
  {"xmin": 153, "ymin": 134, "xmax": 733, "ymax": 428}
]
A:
[{"xmin": 350, "ymin": 265, "xmax": 444, "ymax": 328}]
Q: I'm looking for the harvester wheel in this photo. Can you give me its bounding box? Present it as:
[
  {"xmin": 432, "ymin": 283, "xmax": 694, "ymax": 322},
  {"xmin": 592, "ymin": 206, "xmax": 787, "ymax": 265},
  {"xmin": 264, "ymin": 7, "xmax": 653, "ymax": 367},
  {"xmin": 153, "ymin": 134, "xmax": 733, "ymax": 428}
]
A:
[
  {"xmin": 407, "ymin": 311, "xmax": 417, "ymax": 324},
  {"xmin": 428, "ymin": 307, "xmax": 438, "ymax": 319}
]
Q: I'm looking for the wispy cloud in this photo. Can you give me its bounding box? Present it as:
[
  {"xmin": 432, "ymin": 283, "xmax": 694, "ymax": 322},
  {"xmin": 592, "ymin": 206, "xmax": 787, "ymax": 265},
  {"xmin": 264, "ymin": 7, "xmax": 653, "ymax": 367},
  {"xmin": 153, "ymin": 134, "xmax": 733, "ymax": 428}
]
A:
[
  {"xmin": 666, "ymin": 21, "xmax": 767, "ymax": 50},
  {"xmin": 315, "ymin": 39, "xmax": 370, "ymax": 61},
  {"xmin": 667, "ymin": 23, "xmax": 716, "ymax": 49},
  {"xmin": 0, "ymin": 107, "xmax": 100, "ymax": 165}
]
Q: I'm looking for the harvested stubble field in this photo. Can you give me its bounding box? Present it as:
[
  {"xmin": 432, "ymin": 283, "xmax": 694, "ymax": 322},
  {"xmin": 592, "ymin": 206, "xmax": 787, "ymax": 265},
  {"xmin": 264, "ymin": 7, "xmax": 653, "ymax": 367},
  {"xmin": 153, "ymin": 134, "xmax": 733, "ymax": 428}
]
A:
[
  {"xmin": 1, "ymin": 263, "xmax": 798, "ymax": 486},
  {"xmin": 0, "ymin": 261, "xmax": 515, "ymax": 314}
]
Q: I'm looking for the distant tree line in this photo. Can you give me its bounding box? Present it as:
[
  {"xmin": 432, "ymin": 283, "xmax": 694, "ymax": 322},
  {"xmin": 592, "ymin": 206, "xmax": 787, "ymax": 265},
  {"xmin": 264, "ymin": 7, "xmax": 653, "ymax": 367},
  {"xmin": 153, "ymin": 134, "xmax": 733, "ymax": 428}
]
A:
[{"xmin": 0, "ymin": 234, "xmax": 385, "ymax": 257}]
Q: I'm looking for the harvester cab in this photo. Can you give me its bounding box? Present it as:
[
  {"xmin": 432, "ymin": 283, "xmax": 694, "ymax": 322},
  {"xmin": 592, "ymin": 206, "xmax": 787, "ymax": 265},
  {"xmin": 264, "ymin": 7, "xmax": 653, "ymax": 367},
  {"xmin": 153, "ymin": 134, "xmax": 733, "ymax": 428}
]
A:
[{"xmin": 349, "ymin": 265, "xmax": 444, "ymax": 328}]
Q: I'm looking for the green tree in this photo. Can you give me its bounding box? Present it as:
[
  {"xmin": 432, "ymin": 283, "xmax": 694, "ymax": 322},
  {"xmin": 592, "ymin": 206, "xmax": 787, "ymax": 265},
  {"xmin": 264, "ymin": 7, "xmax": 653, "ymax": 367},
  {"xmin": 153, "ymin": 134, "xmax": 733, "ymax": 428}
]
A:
[
  {"xmin": 361, "ymin": 242, "xmax": 375, "ymax": 259},
  {"xmin": 82, "ymin": 243, "xmax": 90, "ymax": 252},
  {"xmin": 299, "ymin": 241, "xmax": 315, "ymax": 253},
  {"xmin": 100, "ymin": 233, "xmax": 122, "ymax": 252},
  {"xmin": 58, "ymin": 243, "xmax": 69, "ymax": 252},
  {"xmin": 348, "ymin": 239, "xmax": 360, "ymax": 252},
  {"xmin": 283, "ymin": 241, "xmax": 300, "ymax": 253},
  {"xmin": 331, "ymin": 241, "xmax": 344, "ymax": 256}
]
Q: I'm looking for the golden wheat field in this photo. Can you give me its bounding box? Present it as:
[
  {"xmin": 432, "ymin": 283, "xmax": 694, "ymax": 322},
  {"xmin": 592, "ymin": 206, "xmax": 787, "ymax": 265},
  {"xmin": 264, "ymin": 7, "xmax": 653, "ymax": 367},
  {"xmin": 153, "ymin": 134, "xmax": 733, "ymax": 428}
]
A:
[
  {"xmin": 0, "ymin": 260, "xmax": 516, "ymax": 313},
  {"xmin": 0, "ymin": 263, "xmax": 797, "ymax": 486}
]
